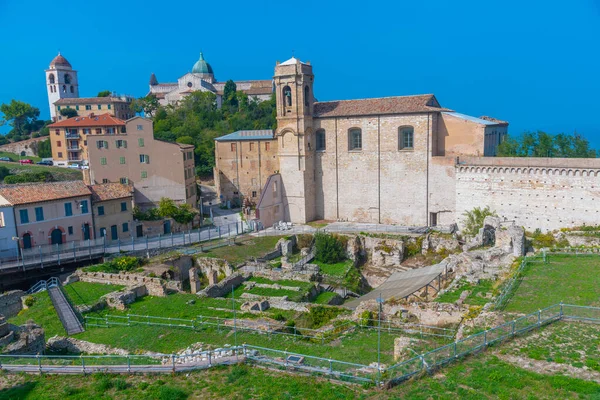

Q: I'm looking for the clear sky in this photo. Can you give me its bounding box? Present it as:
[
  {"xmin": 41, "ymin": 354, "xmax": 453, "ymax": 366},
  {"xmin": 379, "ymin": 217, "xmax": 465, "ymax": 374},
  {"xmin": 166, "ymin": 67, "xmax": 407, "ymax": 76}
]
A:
[{"xmin": 0, "ymin": 0, "xmax": 599, "ymax": 144}]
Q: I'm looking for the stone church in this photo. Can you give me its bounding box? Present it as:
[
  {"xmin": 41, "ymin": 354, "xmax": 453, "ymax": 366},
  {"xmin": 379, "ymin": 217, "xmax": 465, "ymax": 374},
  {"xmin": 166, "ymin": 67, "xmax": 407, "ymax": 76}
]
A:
[
  {"xmin": 214, "ymin": 57, "xmax": 600, "ymax": 232},
  {"xmin": 148, "ymin": 52, "xmax": 273, "ymax": 107}
]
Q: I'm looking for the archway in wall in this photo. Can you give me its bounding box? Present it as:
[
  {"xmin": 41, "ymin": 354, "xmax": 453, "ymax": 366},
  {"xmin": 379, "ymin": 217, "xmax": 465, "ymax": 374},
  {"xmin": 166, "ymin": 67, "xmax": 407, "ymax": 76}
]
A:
[
  {"xmin": 22, "ymin": 233, "xmax": 32, "ymax": 249},
  {"xmin": 50, "ymin": 228, "xmax": 63, "ymax": 245}
]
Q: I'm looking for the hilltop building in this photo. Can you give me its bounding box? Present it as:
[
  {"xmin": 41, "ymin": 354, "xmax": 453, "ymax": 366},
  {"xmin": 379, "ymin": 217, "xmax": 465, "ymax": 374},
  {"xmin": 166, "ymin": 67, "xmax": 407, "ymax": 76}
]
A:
[
  {"xmin": 148, "ymin": 52, "xmax": 273, "ymax": 107},
  {"xmin": 215, "ymin": 57, "xmax": 600, "ymax": 232}
]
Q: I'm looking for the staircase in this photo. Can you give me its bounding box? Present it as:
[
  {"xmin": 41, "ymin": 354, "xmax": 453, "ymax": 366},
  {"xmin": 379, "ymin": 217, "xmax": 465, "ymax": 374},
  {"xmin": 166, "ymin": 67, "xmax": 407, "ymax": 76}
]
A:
[{"xmin": 47, "ymin": 284, "xmax": 85, "ymax": 335}]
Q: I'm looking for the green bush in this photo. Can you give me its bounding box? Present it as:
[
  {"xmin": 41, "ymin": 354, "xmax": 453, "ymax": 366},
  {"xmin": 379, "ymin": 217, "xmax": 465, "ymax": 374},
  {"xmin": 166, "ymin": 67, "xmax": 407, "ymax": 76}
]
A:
[
  {"xmin": 359, "ymin": 310, "xmax": 373, "ymax": 327},
  {"xmin": 314, "ymin": 232, "xmax": 346, "ymax": 264},
  {"xmin": 530, "ymin": 229, "xmax": 557, "ymax": 249},
  {"xmin": 4, "ymin": 171, "xmax": 53, "ymax": 184},
  {"xmin": 404, "ymin": 237, "xmax": 424, "ymax": 258},
  {"xmin": 307, "ymin": 305, "xmax": 344, "ymax": 329},
  {"xmin": 23, "ymin": 296, "xmax": 35, "ymax": 307},
  {"xmin": 272, "ymin": 312, "xmax": 286, "ymax": 322},
  {"xmin": 86, "ymin": 256, "xmax": 142, "ymax": 273},
  {"xmin": 462, "ymin": 206, "xmax": 497, "ymax": 238}
]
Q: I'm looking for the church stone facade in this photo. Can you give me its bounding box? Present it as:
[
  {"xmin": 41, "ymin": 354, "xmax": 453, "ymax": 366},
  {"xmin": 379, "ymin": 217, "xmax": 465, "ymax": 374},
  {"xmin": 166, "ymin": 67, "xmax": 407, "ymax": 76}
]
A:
[
  {"xmin": 148, "ymin": 52, "xmax": 273, "ymax": 107},
  {"xmin": 215, "ymin": 57, "xmax": 600, "ymax": 232}
]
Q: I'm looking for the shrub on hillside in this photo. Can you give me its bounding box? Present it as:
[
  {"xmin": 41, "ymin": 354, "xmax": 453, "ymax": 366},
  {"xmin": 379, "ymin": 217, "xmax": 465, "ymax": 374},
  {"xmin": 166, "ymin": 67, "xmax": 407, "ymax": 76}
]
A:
[
  {"xmin": 314, "ymin": 232, "xmax": 346, "ymax": 264},
  {"xmin": 4, "ymin": 171, "xmax": 53, "ymax": 184},
  {"xmin": 86, "ymin": 256, "xmax": 142, "ymax": 273},
  {"xmin": 462, "ymin": 206, "xmax": 497, "ymax": 238}
]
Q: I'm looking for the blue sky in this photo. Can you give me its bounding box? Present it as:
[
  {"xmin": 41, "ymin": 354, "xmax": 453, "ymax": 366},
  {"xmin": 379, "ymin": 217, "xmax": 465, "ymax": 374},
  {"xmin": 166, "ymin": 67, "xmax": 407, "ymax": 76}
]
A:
[{"xmin": 0, "ymin": 0, "xmax": 599, "ymax": 144}]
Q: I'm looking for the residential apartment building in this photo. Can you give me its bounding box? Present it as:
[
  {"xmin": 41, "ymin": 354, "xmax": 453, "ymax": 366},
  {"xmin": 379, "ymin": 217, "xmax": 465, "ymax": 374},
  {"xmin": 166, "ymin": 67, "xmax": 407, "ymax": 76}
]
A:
[
  {"xmin": 86, "ymin": 117, "xmax": 197, "ymax": 209},
  {"xmin": 0, "ymin": 181, "xmax": 93, "ymax": 249},
  {"xmin": 48, "ymin": 114, "xmax": 125, "ymax": 167},
  {"xmin": 89, "ymin": 183, "xmax": 135, "ymax": 241},
  {"xmin": 0, "ymin": 205, "xmax": 18, "ymax": 259},
  {"xmin": 214, "ymin": 130, "xmax": 279, "ymax": 207},
  {"xmin": 54, "ymin": 96, "xmax": 134, "ymax": 121}
]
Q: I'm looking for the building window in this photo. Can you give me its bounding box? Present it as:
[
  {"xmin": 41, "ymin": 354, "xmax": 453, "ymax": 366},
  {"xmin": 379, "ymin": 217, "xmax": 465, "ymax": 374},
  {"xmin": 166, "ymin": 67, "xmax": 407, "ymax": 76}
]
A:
[
  {"xmin": 122, "ymin": 222, "xmax": 129, "ymax": 233},
  {"xmin": 116, "ymin": 140, "xmax": 127, "ymax": 148},
  {"xmin": 349, "ymin": 128, "xmax": 362, "ymax": 150},
  {"xmin": 48, "ymin": 73, "xmax": 55, "ymax": 84},
  {"xmin": 316, "ymin": 130, "xmax": 326, "ymax": 151},
  {"xmin": 187, "ymin": 151, "xmax": 193, "ymax": 160},
  {"xmin": 137, "ymin": 125, "xmax": 143, "ymax": 130},
  {"xmin": 399, "ymin": 126, "xmax": 414, "ymax": 150},
  {"xmin": 98, "ymin": 206, "xmax": 105, "ymax": 216},
  {"xmin": 19, "ymin": 209, "xmax": 29, "ymax": 224},
  {"xmin": 265, "ymin": 142, "xmax": 270, "ymax": 151},
  {"xmin": 98, "ymin": 105, "xmax": 102, "ymax": 110},
  {"xmin": 55, "ymin": 129, "xmax": 60, "ymax": 135},
  {"xmin": 95, "ymin": 128, "xmax": 102, "ymax": 134},
  {"xmin": 75, "ymin": 105, "xmax": 79, "ymax": 111},
  {"xmin": 64, "ymin": 74, "xmax": 71, "ymax": 84},
  {"xmin": 57, "ymin": 141, "xmax": 62, "ymax": 147},
  {"xmin": 121, "ymin": 202, "xmax": 127, "ymax": 212},
  {"xmin": 99, "ymin": 228, "xmax": 106, "ymax": 237},
  {"xmin": 120, "ymin": 177, "xmax": 128, "ymax": 184},
  {"xmin": 70, "ymin": 86, "xmax": 74, "ymax": 93},
  {"xmin": 231, "ymin": 143, "xmax": 236, "ymax": 152},
  {"xmin": 249, "ymin": 142, "xmax": 254, "ymax": 151},
  {"xmin": 64, "ymin": 202, "xmax": 73, "ymax": 217},
  {"xmin": 139, "ymin": 154, "xmax": 149, "ymax": 164},
  {"xmin": 304, "ymin": 85, "xmax": 310, "ymax": 107},
  {"xmin": 85, "ymin": 105, "xmax": 92, "ymax": 110},
  {"xmin": 35, "ymin": 207, "xmax": 44, "ymax": 222},
  {"xmin": 83, "ymin": 128, "xmax": 90, "ymax": 135},
  {"xmin": 58, "ymin": 152, "xmax": 63, "ymax": 158},
  {"xmin": 102, "ymin": 179, "xmax": 109, "ymax": 184},
  {"xmin": 97, "ymin": 140, "xmax": 108, "ymax": 149},
  {"xmin": 252, "ymin": 191, "xmax": 257, "ymax": 197},
  {"xmin": 80, "ymin": 200, "xmax": 89, "ymax": 214},
  {"xmin": 100, "ymin": 157, "xmax": 107, "ymax": 165},
  {"xmin": 106, "ymin": 128, "xmax": 115, "ymax": 134},
  {"xmin": 108, "ymin": 104, "xmax": 112, "ymax": 110},
  {"xmin": 68, "ymin": 226, "xmax": 73, "ymax": 235},
  {"xmin": 0, "ymin": 212, "xmax": 4, "ymax": 228},
  {"xmin": 283, "ymin": 86, "xmax": 292, "ymax": 107},
  {"xmin": 138, "ymin": 138, "xmax": 144, "ymax": 147},
  {"xmin": 141, "ymin": 170, "xmax": 147, "ymax": 179},
  {"xmin": 185, "ymin": 188, "xmax": 189, "ymax": 198},
  {"xmin": 62, "ymin": 85, "xmax": 66, "ymax": 93},
  {"xmin": 120, "ymin": 156, "xmax": 126, "ymax": 164}
]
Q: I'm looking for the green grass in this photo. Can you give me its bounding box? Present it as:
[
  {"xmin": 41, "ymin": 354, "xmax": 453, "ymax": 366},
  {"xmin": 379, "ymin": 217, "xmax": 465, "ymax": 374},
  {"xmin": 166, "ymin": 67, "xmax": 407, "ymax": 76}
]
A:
[
  {"xmin": 313, "ymin": 292, "xmax": 338, "ymax": 304},
  {"xmin": 5, "ymin": 163, "xmax": 83, "ymax": 181},
  {"xmin": 9, "ymin": 291, "xmax": 67, "ymax": 337},
  {"xmin": 199, "ymin": 236, "xmax": 283, "ymax": 265},
  {"xmin": 63, "ymin": 282, "xmax": 124, "ymax": 306},
  {"xmin": 313, "ymin": 259, "xmax": 353, "ymax": 277},
  {"xmin": 0, "ymin": 151, "xmax": 42, "ymax": 162},
  {"xmin": 505, "ymin": 254, "xmax": 600, "ymax": 313},
  {"xmin": 436, "ymin": 279, "xmax": 495, "ymax": 306}
]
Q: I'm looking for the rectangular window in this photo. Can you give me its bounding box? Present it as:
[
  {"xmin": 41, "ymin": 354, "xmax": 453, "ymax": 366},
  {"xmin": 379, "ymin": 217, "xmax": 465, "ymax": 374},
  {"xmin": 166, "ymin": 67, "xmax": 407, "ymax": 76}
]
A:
[
  {"xmin": 349, "ymin": 129, "xmax": 362, "ymax": 150},
  {"xmin": 141, "ymin": 170, "xmax": 147, "ymax": 179},
  {"xmin": 187, "ymin": 151, "xmax": 193, "ymax": 160},
  {"xmin": 80, "ymin": 200, "xmax": 89, "ymax": 214},
  {"xmin": 0, "ymin": 212, "xmax": 4, "ymax": 228},
  {"xmin": 95, "ymin": 128, "xmax": 102, "ymax": 134},
  {"xmin": 120, "ymin": 156, "xmax": 126, "ymax": 164},
  {"xmin": 136, "ymin": 125, "xmax": 143, "ymax": 130},
  {"xmin": 75, "ymin": 105, "xmax": 79, "ymax": 110},
  {"xmin": 68, "ymin": 226, "xmax": 73, "ymax": 235},
  {"xmin": 108, "ymin": 104, "xmax": 112, "ymax": 110},
  {"xmin": 139, "ymin": 154, "xmax": 149, "ymax": 164},
  {"xmin": 57, "ymin": 140, "xmax": 62, "ymax": 147},
  {"xmin": 138, "ymin": 138, "xmax": 144, "ymax": 147},
  {"xmin": 399, "ymin": 127, "xmax": 414, "ymax": 150},
  {"xmin": 122, "ymin": 222, "xmax": 129, "ymax": 233},
  {"xmin": 64, "ymin": 202, "xmax": 73, "ymax": 217},
  {"xmin": 316, "ymin": 130, "xmax": 326, "ymax": 151},
  {"xmin": 252, "ymin": 191, "xmax": 257, "ymax": 197},
  {"xmin": 98, "ymin": 206, "xmax": 105, "ymax": 216},
  {"xmin": 100, "ymin": 157, "xmax": 107, "ymax": 165},
  {"xmin": 85, "ymin": 105, "xmax": 92, "ymax": 110},
  {"xmin": 120, "ymin": 202, "xmax": 127, "ymax": 212},
  {"xmin": 58, "ymin": 152, "xmax": 63, "ymax": 158},
  {"xmin": 231, "ymin": 143, "xmax": 236, "ymax": 152},
  {"xmin": 83, "ymin": 128, "xmax": 91, "ymax": 135},
  {"xmin": 251, "ymin": 178, "xmax": 257, "ymax": 186},
  {"xmin": 106, "ymin": 128, "xmax": 115, "ymax": 134},
  {"xmin": 265, "ymin": 142, "xmax": 270, "ymax": 151},
  {"xmin": 57, "ymin": 106, "xmax": 61, "ymax": 111},
  {"xmin": 19, "ymin": 209, "xmax": 29, "ymax": 224},
  {"xmin": 102, "ymin": 178, "xmax": 109, "ymax": 184},
  {"xmin": 35, "ymin": 207, "xmax": 44, "ymax": 222},
  {"xmin": 186, "ymin": 187, "xmax": 189, "ymax": 198},
  {"xmin": 120, "ymin": 177, "xmax": 128, "ymax": 184},
  {"xmin": 249, "ymin": 142, "xmax": 254, "ymax": 151},
  {"xmin": 97, "ymin": 105, "xmax": 102, "ymax": 110},
  {"xmin": 55, "ymin": 129, "xmax": 60, "ymax": 135}
]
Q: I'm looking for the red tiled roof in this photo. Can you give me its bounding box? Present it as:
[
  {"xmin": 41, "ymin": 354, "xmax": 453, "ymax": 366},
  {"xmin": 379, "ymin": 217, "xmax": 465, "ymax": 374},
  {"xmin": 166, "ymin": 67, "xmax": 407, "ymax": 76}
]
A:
[
  {"xmin": 88, "ymin": 183, "xmax": 133, "ymax": 203},
  {"xmin": 313, "ymin": 94, "xmax": 451, "ymax": 118},
  {"xmin": 0, "ymin": 181, "xmax": 91, "ymax": 206},
  {"xmin": 48, "ymin": 114, "xmax": 125, "ymax": 128}
]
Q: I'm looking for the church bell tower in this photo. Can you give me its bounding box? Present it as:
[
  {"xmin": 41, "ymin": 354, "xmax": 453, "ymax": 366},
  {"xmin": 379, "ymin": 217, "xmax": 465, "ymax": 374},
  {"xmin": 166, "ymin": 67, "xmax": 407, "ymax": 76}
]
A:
[
  {"xmin": 46, "ymin": 53, "xmax": 79, "ymax": 121},
  {"xmin": 274, "ymin": 57, "xmax": 316, "ymax": 223}
]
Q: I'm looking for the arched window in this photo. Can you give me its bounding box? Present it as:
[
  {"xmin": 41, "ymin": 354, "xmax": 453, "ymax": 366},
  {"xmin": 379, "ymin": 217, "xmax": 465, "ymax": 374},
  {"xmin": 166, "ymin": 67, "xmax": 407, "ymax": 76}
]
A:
[
  {"xmin": 70, "ymin": 85, "xmax": 74, "ymax": 93},
  {"xmin": 304, "ymin": 86, "xmax": 310, "ymax": 107},
  {"xmin": 283, "ymin": 86, "xmax": 292, "ymax": 107},
  {"xmin": 349, "ymin": 128, "xmax": 362, "ymax": 151},
  {"xmin": 49, "ymin": 86, "xmax": 54, "ymax": 93},
  {"xmin": 399, "ymin": 126, "xmax": 414, "ymax": 150},
  {"xmin": 316, "ymin": 129, "xmax": 326, "ymax": 151},
  {"xmin": 62, "ymin": 85, "xmax": 66, "ymax": 93},
  {"xmin": 48, "ymin": 74, "xmax": 55, "ymax": 84},
  {"xmin": 64, "ymin": 74, "xmax": 71, "ymax": 84}
]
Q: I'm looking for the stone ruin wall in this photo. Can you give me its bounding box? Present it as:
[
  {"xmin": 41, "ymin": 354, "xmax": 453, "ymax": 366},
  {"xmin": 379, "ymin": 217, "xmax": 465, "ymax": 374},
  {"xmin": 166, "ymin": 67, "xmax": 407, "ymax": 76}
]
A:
[
  {"xmin": 76, "ymin": 271, "xmax": 167, "ymax": 297},
  {"xmin": 456, "ymin": 161, "xmax": 600, "ymax": 232},
  {"xmin": 0, "ymin": 290, "xmax": 25, "ymax": 318},
  {"xmin": 197, "ymin": 273, "xmax": 246, "ymax": 298}
]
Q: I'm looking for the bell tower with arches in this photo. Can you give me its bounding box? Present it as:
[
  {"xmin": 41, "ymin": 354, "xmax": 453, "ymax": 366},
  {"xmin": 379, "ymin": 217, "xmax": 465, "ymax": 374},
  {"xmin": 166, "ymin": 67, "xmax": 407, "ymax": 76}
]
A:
[
  {"xmin": 273, "ymin": 57, "xmax": 316, "ymax": 223},
  {"xmin": 46, "ymin": 52, "xmax": 79, "ymax": 120}
]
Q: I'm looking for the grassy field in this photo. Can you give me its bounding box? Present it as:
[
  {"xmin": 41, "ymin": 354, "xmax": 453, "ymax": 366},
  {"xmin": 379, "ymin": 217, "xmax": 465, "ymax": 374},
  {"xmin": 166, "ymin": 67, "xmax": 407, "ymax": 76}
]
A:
[
  {"xmin": 436, "ymin": 279, "xmax": 495, "ymax": 306},
  {"xmin": 313, "ymin": 292, "xmax": 339, "ymax": 304},
  {"xmin": 62, "ymin": 282, "xmax": 124, "ymax": 306},
  {"xmin": 313, "ymin": 259, "xmax": 353, "ymax": 277},
  {"xmin": 2, "ymin": 163, "xmax": 83, "ymax": 182},
  {"xmin": 0, "ymin": 151, "xmax": 43, "ymax": 162},
  {"xmin": 10, "ymin": 291, "xmax": 67, "ymax": 337},
  {"xmin": 2, "ymin": 353, "xmax": 599, "ymax": 400},
  {"xmin": 504, "ymin": 254, "xmax": 600, "ymax": 313},
  {"xmin": 197, "ymin": 236, "xmax": 282, "ymax": 265}
]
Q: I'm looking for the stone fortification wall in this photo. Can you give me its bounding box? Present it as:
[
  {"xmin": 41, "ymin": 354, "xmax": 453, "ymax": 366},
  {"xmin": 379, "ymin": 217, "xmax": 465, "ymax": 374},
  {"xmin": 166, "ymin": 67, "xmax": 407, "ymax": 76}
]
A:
[
  {"xmin": 456, "ymin": 158, "xmax": 600, "ymax": 231},
  {"xmin": 197, "ymin": 273, "xmax": 245, "ymax": 298},
  {"xmin": 77, "ymin": 271, "xmax": 167, "ymax": 297},
  {"xmin": 0, "ymin": 290, "xmax": 25, "ymax": 318}
]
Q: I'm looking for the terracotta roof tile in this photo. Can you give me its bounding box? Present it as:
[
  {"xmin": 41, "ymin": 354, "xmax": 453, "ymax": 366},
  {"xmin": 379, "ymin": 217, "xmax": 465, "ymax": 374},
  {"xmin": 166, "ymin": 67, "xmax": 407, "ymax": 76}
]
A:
[
  {"xmin": 88, "ymin": 183, "xmax": 133, "ymax": 202},
  {"xmin": 49, "ymin": 114, "xmax": 125, "ymax": 128},
  {"xmin": 313, "ymin": 94, "xmax": 451, "ymax": 118},
  {"xmin": 0, "ymin": 181, "xmax": 91, "ymax": 206}
]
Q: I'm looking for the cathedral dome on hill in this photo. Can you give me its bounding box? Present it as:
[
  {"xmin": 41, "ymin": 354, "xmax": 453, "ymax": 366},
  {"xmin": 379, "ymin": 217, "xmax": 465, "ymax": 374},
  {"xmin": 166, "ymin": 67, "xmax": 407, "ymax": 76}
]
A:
[
  {"xmin": 49, "ymin": 52, "xmax": 72, "ymax": 69},
  {"xmin": 192, "ymin": 52, "xmax": 213, "ymax": 75}
]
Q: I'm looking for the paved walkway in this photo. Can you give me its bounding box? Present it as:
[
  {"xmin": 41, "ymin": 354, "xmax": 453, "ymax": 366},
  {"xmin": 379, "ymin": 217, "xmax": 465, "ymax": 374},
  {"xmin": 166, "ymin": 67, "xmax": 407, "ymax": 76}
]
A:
[{"xmin": 48, "ymin": 286, "xmax": 84, "ymax": 335}]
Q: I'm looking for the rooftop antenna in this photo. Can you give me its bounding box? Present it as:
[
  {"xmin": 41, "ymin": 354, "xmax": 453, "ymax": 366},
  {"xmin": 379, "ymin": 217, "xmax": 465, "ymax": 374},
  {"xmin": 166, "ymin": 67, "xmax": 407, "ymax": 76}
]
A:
[{"xmin": 292, "ymin": 49, "xmax": 295, "ymax": 58}]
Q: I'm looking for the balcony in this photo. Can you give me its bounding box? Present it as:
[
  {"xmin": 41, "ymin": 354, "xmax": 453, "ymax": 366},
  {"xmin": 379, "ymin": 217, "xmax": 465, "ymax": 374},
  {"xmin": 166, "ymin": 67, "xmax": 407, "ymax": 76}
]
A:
[
  {"xmin": 67, "ymin": 147, "xmax": 80, "ymax": 151},
  {"xmin": 66, "ymin": 133, "xmax": 80, "ymax": 139}
]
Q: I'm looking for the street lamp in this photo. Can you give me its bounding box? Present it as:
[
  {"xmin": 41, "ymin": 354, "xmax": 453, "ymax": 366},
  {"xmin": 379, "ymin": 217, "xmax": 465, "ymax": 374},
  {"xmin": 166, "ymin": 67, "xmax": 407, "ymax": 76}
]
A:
[{"xmin": 11, "ymin": 236, "xmax": 21, "ymax": 270}]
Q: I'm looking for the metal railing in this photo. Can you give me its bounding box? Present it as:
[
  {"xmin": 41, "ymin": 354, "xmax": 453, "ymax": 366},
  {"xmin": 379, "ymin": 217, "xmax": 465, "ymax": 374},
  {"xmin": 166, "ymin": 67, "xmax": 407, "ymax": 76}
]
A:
[{"xmin": 26, "ymin": 277, "xmax": 60, "ymax": 294}]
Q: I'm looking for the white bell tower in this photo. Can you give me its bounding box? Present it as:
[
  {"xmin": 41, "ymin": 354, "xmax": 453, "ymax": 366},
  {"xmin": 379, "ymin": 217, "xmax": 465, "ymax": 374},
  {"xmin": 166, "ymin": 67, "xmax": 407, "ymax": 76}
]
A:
[{"xmin": 46, "ymin": 52, "xmax": 79, "ymax": 121}]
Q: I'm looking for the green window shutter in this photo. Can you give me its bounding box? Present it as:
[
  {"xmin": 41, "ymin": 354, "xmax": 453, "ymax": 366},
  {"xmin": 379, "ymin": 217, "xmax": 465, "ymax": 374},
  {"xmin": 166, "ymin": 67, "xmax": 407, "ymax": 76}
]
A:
[
  {"xmin": 120, "ymin": 156, "xmax": 126, "ymax": 164},
  {"xmin": 138, "ymin": 138, "xmax": 144, "ymax": 147},
  {"xmin": 101, "ymin": 157, "xmax": 107, "ymax": 165},
  {"xmin": 141, "ymin": 171, "xmax": 147, "ymax": 179}
]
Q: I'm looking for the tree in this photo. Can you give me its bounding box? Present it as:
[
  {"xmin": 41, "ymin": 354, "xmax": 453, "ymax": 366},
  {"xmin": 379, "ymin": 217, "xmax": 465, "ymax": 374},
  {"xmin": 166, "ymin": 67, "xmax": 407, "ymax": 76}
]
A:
[
  {"xmin": 462, "ymin": 206, "xmax": 497, "ymax": 238},
  {"xmin": 157, "ymin": 198, "xmax": 179, "ymax": 219},
  {"xmin": 131, "ymin": 95, "xmax": 160, "ymax": 117},
  {"xmin": 497, "ymin": 131, "xmax": 598, "ymax": 158},
  {"xmin": 0, "ymin": 166, "xmax": 11, "ymax": 182},
  {"xmin": 97, "ymin": 90, "xmax": 111, "ymax": 97},
  {"xmin": 314, "ymin": 232, "xmax": 346, "ymax": 264},
  {"xmin": 37, "ymin": 139, "xmax": 52, "ymax": 158},
  {"xmin": 59, "ymin": 108, "xmax": 78, "ymax": 118},
  {"xmin": 0, "ymin": 100, "xmax": 40, "ymax": 136}
]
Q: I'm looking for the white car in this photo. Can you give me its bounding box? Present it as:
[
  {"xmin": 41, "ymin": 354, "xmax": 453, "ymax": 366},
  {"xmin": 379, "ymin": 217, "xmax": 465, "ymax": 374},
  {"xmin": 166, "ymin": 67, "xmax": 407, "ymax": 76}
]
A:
[{"xmin": 67, "ymin": 164, "xmax": 80, "ymax": 169}]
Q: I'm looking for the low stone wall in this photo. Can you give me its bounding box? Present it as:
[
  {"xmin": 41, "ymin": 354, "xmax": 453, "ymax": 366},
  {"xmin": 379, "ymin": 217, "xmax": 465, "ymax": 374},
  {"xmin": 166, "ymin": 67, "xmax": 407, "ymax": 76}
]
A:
[
  {"xmin": 250, "ymin": 269, "xmax": 316, "ymax": 283},
  {"xmin": 0, "ymin": 290, "xmax": 25, "ymax": 318},
  {"xmin": 197, "ymin": 273, "xmax": 245, "ymax": 298},
  {"xmin": 102, "ymin": 285, "xmax": 147, "ymax": 310},
  {"xmin": 1, "ymin": 322, "xmax": 45, "ymax": 355},
  {"xmin": 46, "ymin": 336, "xmax": 158, "ymax": 356},
  {"xmin": 195, "ymin": 257, "xmax": 234, "ymax": 279},
  {"xmin": 242, "ymin": 281, "xmax": 301, "ymax": 292},
  {"xmin": 269, "ymin": 300, "xmax": 310, "ymax": 312},
  {"xmin": 240, "ymin": 293, "xmax": 289, "ymax": 301},
  {"xmin": 76, "ymin": 271, "xmax": 166, "ymax": 297}
]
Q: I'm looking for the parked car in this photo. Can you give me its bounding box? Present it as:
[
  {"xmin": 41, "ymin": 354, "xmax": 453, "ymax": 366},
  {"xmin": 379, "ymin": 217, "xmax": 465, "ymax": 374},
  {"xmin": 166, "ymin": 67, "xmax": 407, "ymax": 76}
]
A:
[
  {"xmin": 36, "ymin": 160, "xmax": 53, "ymax": 166},
  {"xmin": 0, "ymin": 157, "xmax": 11, "ymax": 162},
  {"xmin": 67, "ymin": 164, "xmax": 80, "ymax": 169},
  {"xmin": 19, "ymin": 159, "xmax": 33, "ymax": 164}
]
